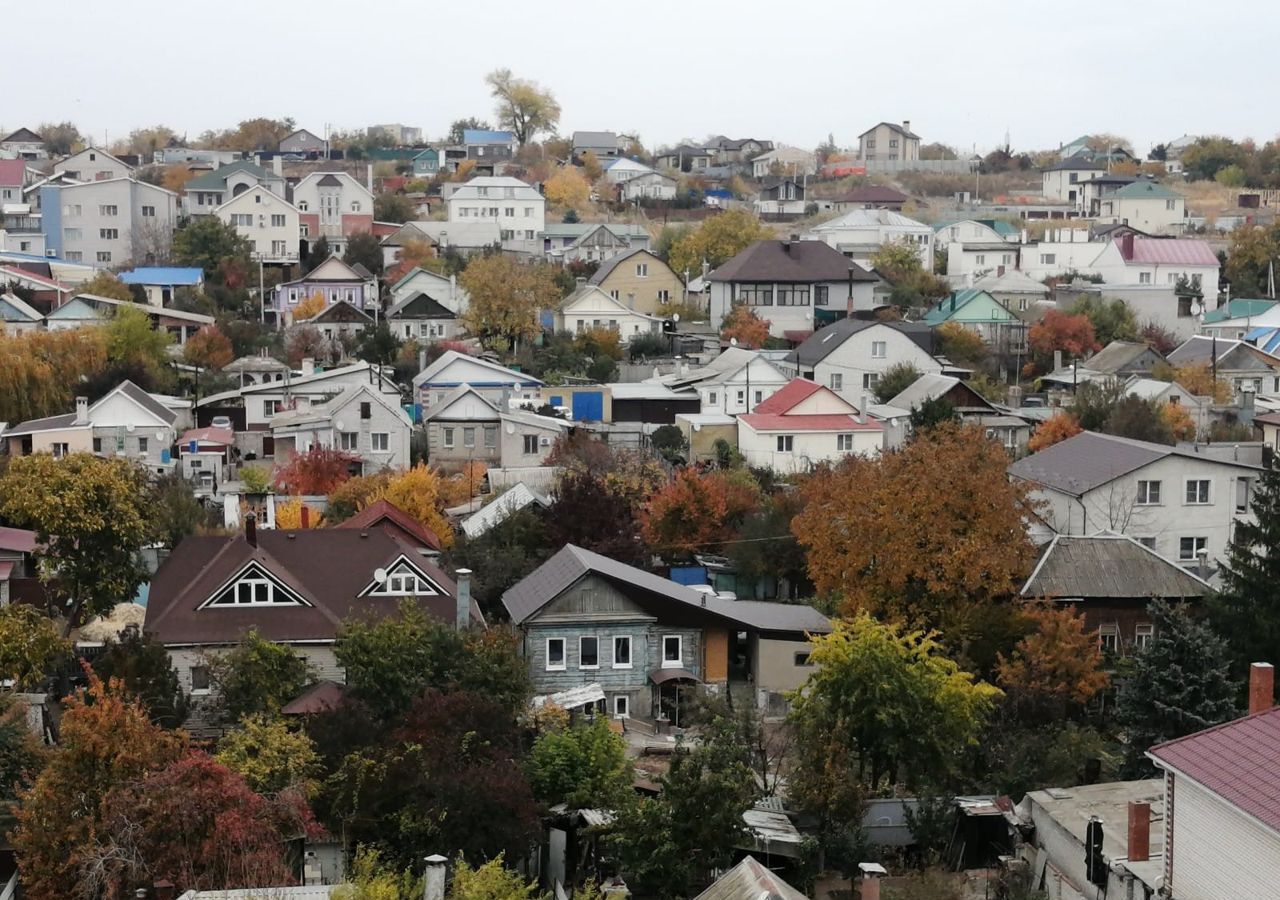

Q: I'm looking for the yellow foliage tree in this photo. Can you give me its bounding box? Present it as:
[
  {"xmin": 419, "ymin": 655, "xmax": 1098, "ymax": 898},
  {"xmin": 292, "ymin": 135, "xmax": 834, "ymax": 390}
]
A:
[
  {"xmin": 293, "ymin": 291, "xmax": 327, "ymax": 322},
  {"xmin": 440, "ymin": 461, "xmax": 489, "ymax": 508},
  {"xmin": 80, "ymin": 271, "xmax": 135, "ymax": 302},
  {"xmin": 273, "ymin": 496, "xmax": 322, "ymax": 529},
  {"xmin": 667, "ymin": 208, "xmax": 773, "ymax": 277},
  {"xmin": 459, "ymin": 255, "xmax": 560, "ymax": 351},
  {"xmin": 364, "ymin": 464, "xmax": 454, "ymax": 548},
  {"xmin": 1170, "ymin": 362, "xmax": 1232, "ymax": 403},
  {"xmin": 544, "ymin": 166, "xmax": 590, "ymax": 209},
  {"xmin": 580, "ymin": 151, "xmax": 603, "ymax": 182},
  {"xmin": 1160, "ymin": 401, "xmax": 1197, "ymax": 440}
]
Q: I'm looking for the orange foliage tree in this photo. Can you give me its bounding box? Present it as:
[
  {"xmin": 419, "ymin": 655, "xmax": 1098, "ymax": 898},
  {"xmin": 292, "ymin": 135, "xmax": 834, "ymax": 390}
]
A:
[
  {"xmin": 1160, "ymin": 401, "xmax": 1197, "ymax": 440},
  {"xmin": 273, "ymin": 445, "xmax": 359, "ymax": 495},
  {"xmin": 1026, "ymin": 310, "xmax": 1100, "ymax": 376},
  {"xmin": 1028, "ymin": 410, "xmax": 1083, "ymax": 452},
  {"xmin": 720, "ymin": 305, "xmax": 771, "ymax": 349},
  {"xmin": 1169, "ymin": 362, "xmax": 1232, "ymax": 402},
  {"xmin": 183, "ymin": 324, "xmax": 235, "ymax": 370},
  {"xmin": 292, "ymin": 292, "xmax": 327, "ymax": 322},
  {"xmin": 641, "ymin": 467, "xmax": 760, "ymax": 556},
  {"xmin": 996, "ymin": 602, "xmax": 1110, "ymax": 715},
  {"xmin": 387, "ymin": 237, "xmax": 437, "ymax": 284},
  {"xmin": 793, "ymin": 422, "xmax": 1036, "ymax": 637}
]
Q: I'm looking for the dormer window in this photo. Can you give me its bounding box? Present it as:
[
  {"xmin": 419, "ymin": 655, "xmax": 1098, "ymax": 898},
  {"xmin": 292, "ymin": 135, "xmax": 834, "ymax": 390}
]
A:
[
  {"xmin": 202, "ymin": 561, "xmax": 307, "ymax": 608},
  {"xmin": 361, "ymin": 557, "xmax": 441, "ymax": 597}
]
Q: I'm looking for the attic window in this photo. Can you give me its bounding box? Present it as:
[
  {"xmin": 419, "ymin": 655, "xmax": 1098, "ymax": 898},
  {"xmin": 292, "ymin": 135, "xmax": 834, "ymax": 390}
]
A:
[
  {"xmin": 205, "ymin": 563, "xmax": 305, "ymax": 607},
  {"xmin": 366, "ymin": 560, "xmax": 438, "ymax": 597}
]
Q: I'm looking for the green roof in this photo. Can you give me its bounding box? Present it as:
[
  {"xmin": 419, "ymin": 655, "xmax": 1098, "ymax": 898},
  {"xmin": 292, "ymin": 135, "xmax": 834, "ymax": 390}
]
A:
[
  {"xmin": 932, "ymin": 218, "xmax": 1018, "ymax": 236},
  {"xmin": 1202, "ymin": 299, "xmax": 1277, "ymax": 324},
  {"xmin": 185, "ymin": 160, "xmax": 277, "ymax": 191},
  {"xmin": 923, "ymin": 289, "xmax": 1016, "ymax": 325},
  {"xmin": 1108, "ymin": 181, "xmax": 1181, "ymax": 200}
]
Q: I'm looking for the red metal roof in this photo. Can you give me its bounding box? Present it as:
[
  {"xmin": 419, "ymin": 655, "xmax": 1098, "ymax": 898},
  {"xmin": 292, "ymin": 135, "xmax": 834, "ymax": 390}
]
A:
[
  {"xmin": 740, "ymin": 413, "xmax": 881, "ymax": 432},
  {"xmin": 1128, "ymin": 238, "xmax": 1218, "ymax": 267},
  {"xmin": 179, "ymin": 426, "xmax": 234, "ymax": 447},
  {"xmin": 752, "ymin": 378, "xmax": 823, "ymax": 414},
  {"xmin": 1150, "ymin": 707, "xmax": 1280, "ymax": 834},
  {"xmin": 0, "ymin": 526, "xmax": 38, "ymax": 554},
  {"xmin": 339, "ymin": 498, "xmax": 444, "ymax": 552},
  {"xmin": 0, "ymin": 159, "xmax": 25, "ymax": 187}
]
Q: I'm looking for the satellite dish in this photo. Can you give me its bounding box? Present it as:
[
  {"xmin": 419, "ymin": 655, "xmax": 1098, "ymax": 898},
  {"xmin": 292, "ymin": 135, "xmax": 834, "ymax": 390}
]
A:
[
  {"xmin": 505, "ymin": 422, "xmax": 516, "ymax": 435},
  {"xmin": 672, "ymin": 313, "xmax": 681, "ymax": 323},
  {"xmin": 126, "ymin": 423, "xmax": 135, "ymax": 433},
  {"xmin": 155, "ymin": 430, "xmax": 166, "ymax": 441},
  {"xmin": 373, "ymin": 567, "xmax": 388, "ymax": 584},
  {"xmin": 693, "ymin": 423, "xmax": 702, "ymax": 432},
  {"xmin": 334, "ymin": 420, "xmax": 345, "ymax": 431}
]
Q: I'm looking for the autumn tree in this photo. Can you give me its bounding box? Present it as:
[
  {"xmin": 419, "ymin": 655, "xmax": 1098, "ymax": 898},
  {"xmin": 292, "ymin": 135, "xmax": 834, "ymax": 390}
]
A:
[
  {"xmin": 183, "ymin": 323, "xmax": 234, "ymax": 369},
  {"xmin": 935, "ymin": 320, "xmax": 988, "ymax": 366},
  {"xmin": 1028, "ymin": 410, "xmax": 1082, "ymax": 452},
  {"xmin": 286, "ymin": 325, "xmax": 331, "ymax": 367},
  {"xmin": 996, "ymin": 603, "xmax": 1109, "ymax": 721},
  {"xmin": 527, "ymin": 716, "xmax": 633, "ymax": 810},
  {"xmin": 1026, "ymin": 310, "xmax": 1100, "ymax": 376},
  {"xmin": 0, "ymin": 328, "xmax": 108, "ymax": 424},
  {"xmin": 80, "ymin": 270, "xmax": 136, "ymax": 302},
  {"xmin": 793, "ymin": 423, "xmax": 1036, "ymax": 649},
  {"xmin": 386, "ymin": 237, "xmax": 436, "ymax": 284},
  {"xmin": 217, "ymin": 714, "xmax": 321, "ymax": 795},
  {"xmin": 548, "ymin": 469, "xmax": 647, "ymax": 566},
  {"xmin": 374, "ymin": 193, "xmax": 416, "ymax": 224},
  {"xmin": 1067, "ymin": 295, "xmax": 1138, "ymax": 345},
  {"xmin": 1104, "ymin": 395, "xmax": 1174, "ymax": 444},
  {"xmin": 642, "ymin": 467, "xmax": 760, "ymax": 556},
  {"xmin": 364, "ymin": 464, "xmax": 454, "ymax": 549},
  {"xmin": 293, "ymin": 291, "xmax": 328, "ymax": 322},
  {"xmin": 0, "ymin": 692, "xmax": 46, "ymax": 831},
  {"xmin": 451, "ymin": 856, "xmax": 544, "ymax": 900},
  {"xmin": 0, "ymin": 453, "xmax": 152, "ymax": 629},
  {"xmin": 12, "ymin": 673, "xmax": 187, "ymax": 899},
  {"xmin": 544, "ymin": 165, "xmax": 590, "ymax": 208},
  {"xmin": 719, "ymin": 304, "xmax": 771, "ymax": 348},
  {"xmin": 667, "ymin": 209, "xmax": 773, "ymax": 277},
  {"xmin": 1160, "ymin": 401, "xmax": 1197, "ymax": 440},
  {"xmin": 208, "ymin": 630, "xmax": 315, "ymax": 723},
  {"xmin": 273, "ymin": 444, "xmax": 359, "ymax": 495},
  {"xmin": 0, "ymin": 605, "xmax": 69, "ymax": 689},
  {"xmin": 789, "ymin": 614, "xmax": 1001, "ymax": 791},
  {"xmin": 459, "ymin": 255, "xmax": 560, "ymax": 351},
  {"xmin": 485, "ymin": 68, "xmax": 561, "ymax": 145},
  {"xmin": 1166, "ymin": 361, "xmax": 1232, "ymax": 402}
]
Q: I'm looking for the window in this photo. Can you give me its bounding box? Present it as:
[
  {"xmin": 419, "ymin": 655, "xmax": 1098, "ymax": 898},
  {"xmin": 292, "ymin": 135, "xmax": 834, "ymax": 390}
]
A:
[
  {"xmin": 871, "ymin": 341, "xmax": 887, "ymax": 358},
  {"xmin": 1237, "ymin": 477, "xmax": 1255, "ymax": 513},
  {"xmin": 1136, "ymin": 480, "xmax": 1162, "ymax": 505},
  {"xmin": 272, "ymin": 240, "xmax": 287, "ymax": 255},
  {"xmin": 340, "ymin": 432, "xmax": 358, "ymax": 450},
  {"xmin": 754, "ymin": 390, "xmax": 763, "ymax": 405},
  {"xmin": 863, "ymin": 373, "xmax": 880, "ymax": 390},
  {"xmin": 99, "ymin": 204, "xmax": 118, "ymax": 216},
  {"xmin": 350, "ymin": 201, "xmax": 361, "ymax": 212},
  {"xmin": 1137, "ymin": 537, "xmax": 1157, "ymax": 549},
  {"xmin": 231, "ymin": 214, "xmax": 252, "ymax": 226},
  {"xmin": 523, "ymin": 434, "xmax": 539, "ymax": 454},
  {"xmin": 298, "ymin": 201, "xmax": 308, "ymax": 211},
  {"xmin": 443, "ymin": 427, "xmax": 455, "ymax": 448},
  {"xmin": 1166, "ymin": 199, "xmax": 1176, "ymax": 210},
  {"xmin": 707, "ymin": 391, "xmax": 718, "ymax": 406},
  {"xmin": 383, "ymin": 568, "xmax": 430, "ymax": 595},
  {"xmin": 830, "ymin": 373, "xmax": 843, "ymax": 391},
  {"xmin": 271, "ymin": 214, "xmax": 286, "ymax": 227},
  {"xmin": 613, "ymin": 635, "xmax": 632, "ymax": 668},
  {"xmin": 794, "ymin": 651, "xmax": 814, "ymax": 667},
  {"xmin": 578, "ymin": 636, "xmax": 600, "ymax": 669},
  {"xmin": 889, "ymin": 138, "xmax": 899, "ymax": 149},
  {"xmin": 66, "ymin": 203, "xmax": 82, "ymax": 216},
  {"xmin": 866, "ymin": 138, "xmax": 876, "ymax": 149},
  {"xmin": 776, "ymin": 435, "xmax": 794, "ymax": 452},
  {"xmin": 141, "ymin": 205, "xmax": 155, "ymax": 217},
  {"xmin": 51, "ymin": 442, "xmax": 70, "ymax": 459},
  {"xmin": 263, "ymin": 399, "xmax": 280, "ymax": 418},
  {"xmin": 371, "ymin": 432, "xmax": 389, "ymax": 452},
  {"xmin": 64, "ymin": 227, "xmax": 83, "ymax": 241},
  {"xmin": 1134, "ymin": 623, "xmax": 1154, "ymax": 650},
  {"xmin": 814, "ymin": 285, "xmax": 829, "ymax": 306},
  {"xmin": 736, "ymin": 389, "xmax": 746, "ymax": 405},
  {"xmin": 613, "ymin": 695, "xmax": 630, "ymax": 718},
  {"xmin": 66, "ymin": 251, "xmax": 82, "ymax": 261},
  {"xmin": 504, "ymin": 207, "xmax": 515, "ymax": 217},
  {"xmin": 1185, "ymin": 479, "xmax": 1210, "ymax": 504},
  {"xmin": 1098, "ymin": 625, "xmax": 1120, "ymax": 654},
  {"xmin": 1179, "ymin": 536, "xmax": 1208, "ymax": 561},
  {"xmin": 99, "ymin": 228, "xmax": 119, "ymax": 240},
  {"xmin": 92, "ymin": 437, "xmax": 103, "ymax": 453},
  {"xmin": 776, "ymin": 285, "xmax": 811, "ymax": 307},
  {"xmin": 463, "ymin": 427, "xmax": 475, "ymax": 448},
  {"xmin": 1139, "ymin": 272, "xmax": 1152, "ymax": 284},
  {"xmin": 737, "ymin": 284, "xmax": 773, "ymax": 306},
  {"xmin": 636, "ymin": 263, "xmax": 648, "ymax": 277},
  {"xmin": 975, "ymin": 254, "xmax": 985, "ymax": 265},
  {"xmin": 190, "ymin": 666, "xmax": 211, "ymax": 694},
  {"xmin": 837, "ymin": 433, "xmax": 854, "ymax": 452},
  {"xmin": 657, "ymin": 289, "xmax": 670, "ymax": 302},
  {"xmin": 483, "ymin": 425, "xmax": 497, "ymax": 448},
  {"xmin": 138, "ymin": 437, "xmax": 148, "ymax": 455},
  {"xmin": 662, "ymin": 635, "xmax": 682, "ymax": 668},
  {"xmin": 1040, "ymin": 253, "xmax": 1056, "ymax": 265},
  {"xmin": 546, "ymin": 638, "xmax": 566, "ymax": 671},
  {"xmin": 96, "ymin": 251, "xmax": 112, "ymax": 262}
]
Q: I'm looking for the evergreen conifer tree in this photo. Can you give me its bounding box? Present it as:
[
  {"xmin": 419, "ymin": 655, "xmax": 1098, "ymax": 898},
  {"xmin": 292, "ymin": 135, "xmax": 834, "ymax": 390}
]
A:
[{"xmin": 1213, "ymin": 460, "xmax": 1280, "ymax": 677}]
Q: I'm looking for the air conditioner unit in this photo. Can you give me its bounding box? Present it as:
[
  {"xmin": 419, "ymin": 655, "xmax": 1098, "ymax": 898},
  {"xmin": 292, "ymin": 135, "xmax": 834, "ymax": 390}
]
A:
[
  {"xmin": 539, "ymin": 435, "xmax": 552, "ymax": 447},
  {"xmin": 45, "ymin": 249, "xmax": 57, "ymax": 257}
]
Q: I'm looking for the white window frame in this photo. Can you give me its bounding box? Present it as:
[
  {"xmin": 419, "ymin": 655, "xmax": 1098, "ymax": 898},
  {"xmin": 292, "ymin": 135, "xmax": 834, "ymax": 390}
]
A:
[
  {"xmin": 1179, "ymin": 536, "xmax": 1208, "ymax": 561},
  {"xmin": 776, "ymin": 435, "xmax": 794, "ymax": 452},
  {"xmin": 613, "ymin": 694, "xmax": 630, "ymax": 718},
  {"xmin": 831, "ymin": 373, "xmax": 843, "ymax": 391},
  {"xmin": 546, "ymin": 637, "xmax": 566, "ymax": 671},
  {"xmin": 662, "ymin": 634, "xmax": 683, "ymax": 668},
  {"xmin": 871, "ymin": 341, "xmax": 887, "ymax": 358},
  {"xmin": 837, "ymin": 433, "xmax": 854, "ymax": 452},
  {"xmin": 371, "ymin": 432, "xmax": 389, "ymax": 452},
  {"xmin": 1098, "ymin": 624, "xmax": 1120, "ymax": 654},
  {"xmin": 579, "ymin": 635, "xmax": 600, "ymax": 670},
  {"xmin": 1136, "ymin": 480, "xmax": 1162, "ymax": 505},
  {"xmin": 190, "ymin": 665, "xmax": 211, "ymax": 695},
  {"xmin": 612, "ymin": 635, "xmax": 633, "ymax": 669},
  {"xmin": 1134, "ymin": 623, "xmax": 1154, "ymax": 651},
  {"xmin": 1184, "ymin": 479, "xmax": 1211, "ymax": 505}
]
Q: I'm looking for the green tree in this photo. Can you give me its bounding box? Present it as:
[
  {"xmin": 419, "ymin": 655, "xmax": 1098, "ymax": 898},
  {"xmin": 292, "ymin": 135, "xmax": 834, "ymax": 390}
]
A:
[
  {"xmin": 104, "ymin": 304, "xmax": 173, "ymax": 385},
  {"xmin": 151, "ymin": 472, "xmax": 205, "ymax": 550},
  {"xmin": 356, "ymin": 321, "xmax": 402, "ymax": 367},
  {"xmin": 216, "ymin": 713, "xmax": 321, "ymax": 795},
  {"xmin": 208, "ymin": 630, "xmax": 314, "ymax": 723},
  {"xmin": 874, "ymin": 361, "xmax": 922, "ymax": 403},
  {"xmin": 788, "ymin": 614, "xmax": 1001, "ymax": 791},
  {"xmin": 451, "ymin": 855, "xmax": 546, "ymax": 900},
  {"xmin": 92, "ymin": 629, "xmax": 188, "ymax": 728},
  {"xmin": 447, "ymin": 118, "xmax": 492, "ymax": 144},
  {"xmin": 1181, "ymin": 136, "xmax": 1249, "ymax": 182},
  {"xmin": 0, "ymin": 453, "xmax": 151, "ymax": 629},
  {"xmin": 1213, "ymin": 459, "xmax": 1280, "ymax": 677},
  {"xmin": 1103, "ymin": 395, "xmax": 1174, "ymax": 444},
  {"xmin": 935, "ymin": 321, "xmax": 988, "ymax": 366},
  {"xmin": 527, "ymin": 716, "xmax": 633, "ymax": 810},
  {"xmin": 1224, "ymin": 223, "xmax": 1280, "ymax": 298},
  {"xmin": 1067, "ymin": 296, "xmax": 1138, "ymax": 346},
  {"xmin": 1116, "ymin": 600, "xmax": 1238, "ymax": 776},
  {"xmin": 0, "ymin": 606, "xmax": 69, "ymax": 689},
  {"xmin": 485, "ymin": 68, "xmax": 561, "ymax": 145},
  {"xmin": 908, "ymin": 395, "xmax": 960, "ymax": 431},
  {"xmin": 332, "ymin": 847, "xmax": 423, "ymax": 900},
  {"xmin": 343, "ymin": 231, "xmax": 384, "ymax": 276},
  {"xmin": 374, "ymin": 193, "xmax": 417, "ymax": 224},
  {"xmin": 667, "ymin": 209, "xmax": 773, "ymax": 277},
  {"xmin": 36, "ymin": 121, "xmax": 83, "ymax": 156},
  {"xmin": 80, "ymin": 270, "xmax": 136, "ymax": 302},
  {"xmin": 172, "ymin": 216, "xmax": 253, "ymax": 277},
  {"xmin": 869, "ymin": 240, "xmax": 949, "ymax": 306},
  {"xmin": 1071, "ymin": 378, "xmax": 1127, "ymax": 430}
]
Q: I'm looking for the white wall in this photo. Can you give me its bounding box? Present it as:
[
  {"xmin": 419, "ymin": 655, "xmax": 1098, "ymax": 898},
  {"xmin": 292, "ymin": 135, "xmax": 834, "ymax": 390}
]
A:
[
  {"xmin": 709, "ymin": 280, "xmax": 879, "ymax": 338},
  {"xmin": 738, "ymin": 424, "xmax": 880, "ymax": 472},
  {"xmin": 1167, "ymin": 774, "xmax": 1280, "ymax": 900},
  {"xmin": 57, "ymin": 179, "xmax": 176, "ymax": 266},
  {"xmin": 1099, "ymin": 195, "xmax": 1186, "ymax": 234},
  {"xmin": 696, "ymin": 359, "xmax": 790, "ymax": 415},
  {"xmin": 216, "ymin": 187, "xmax": 299, "ymax": 263},
  {"xmin": 805, "ymin": 326, "xmax": 943, "ymax": 403}
]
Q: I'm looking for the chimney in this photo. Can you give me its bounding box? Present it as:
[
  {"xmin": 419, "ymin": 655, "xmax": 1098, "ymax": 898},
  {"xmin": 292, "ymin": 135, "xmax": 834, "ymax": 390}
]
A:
[
  {"xmin": 1127, "ymin": 801, "xmax": 1151, "ymax": 862},
  {"xmin": 153, "ymin": 882, "xmax": 176, "ymax": 900},
  {"xmin": 367, "ymin": 163, "xmax": 374, "ymax": 193},
  {"xmin": 1054, "ymin": 349, "xmax": 1064, "ymax": 372},
  {"xmin": 575, "ymin": 276, "xmax": 586, "ymax": 285},
  {"xmin": 782, "ymin": 240, "xmax": 792, "ymax": 255},
  {"xmin": 75, "ymin": 395, "xmax": 89, "ymax": 424},
  {"xmin": 301, "ymin": 357, "xmax": 316, "ymax": 377},
  {"xmin": 440, "ymin": 230, "xmax": 448, "ymax": 249},
  {"xmin": 455, "ymin": 568, "xmax": 473, "ymax": 630},
  {"xmin": 858, "ymin": 394, "xmax": 869, "ymax": 425},
  {"xmin": 902, "ymin": 120, "xmax": 911, "ymax": 134},
  {"xmin": 1249, "ymin": 662, "xmax": 1274, "ymax": 715},
  {"xmin": 272, "ymin": 155, "xmax": 283, "ymax": 178},
  {"xmin": 858, "ymin": 863, "xmax": 887, "ymax": 900},
  {"xmin": 419, "ymin": 348, "xmax": 427, "ymax": 371},
  {"xmin": 449, "ymin": 273, "xmax": 456, "ymax": 304},
  {"xmin": 423, "ymin": 855, "xmax": 447, "ymax": 900},
  {"xmin": 245, "ymin": 512, "xmax": 257, "ymax": 546},
  {"xmin": 1120, "ymin": 232, "xmax": 1135, "ymax": 260},
  {"xmin": 300, "ymin": 505, "xmax": 310, "ymax": 529},
  {"xmin": 1008, "ymin": 384, "xmax": 1024, "ymax": 408}
]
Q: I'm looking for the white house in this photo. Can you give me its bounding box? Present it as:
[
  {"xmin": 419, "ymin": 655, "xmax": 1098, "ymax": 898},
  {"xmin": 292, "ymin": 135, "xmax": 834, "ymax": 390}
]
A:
[
  {"xmin": 602, "ymin": 157, "xmax": 655, "ymax": 184},
  {"xmin": 270, "ymin": 383, "xmax": 412, "ymax": 474},
  {"xmin": 708, "ymin": 239, "xmax": 881, "ymax": 339},
  {"xmin": 933, "ymin": 219, "xmax": 1018, "ymax": 254},
  {"xmin": 446, "ymin": 176, "xmax": 544, "ymax": 255},
  {"xmin": 751, "ymin": 147, "xmax": 817, "ymax": 179},
  {"xmin": 388, "ymin": 266, "xmax": 468, "ymax": 311},
  {"xmin": 737, "ymin": 378, "xmax": 882, "ymax": 473},
  {"xmin": 618, "ymin": 171, "xmax": 677, "ymax": 202},
  {"xmin": 1017, "ymin": 229, "xmax": 1107, "ymax": 282},
  {"xmin": 412, "ymin": 350, "xmax": 544, "ymax": 411},
  {"xmin": 857, "ymin": 121, "xmax": 920, "ymax": 162},
  {"xmin": 214, "ymin": 185, "xmax": 300, "ymax": 264},
  {"xmin": 183, "ymin": 161, "xmax": 288, "ymax": 218},
  {"xmin": 554, "ymin": 285, "xmax": 663, "ymax": 341},
  {"xmin": 1008, "ymin": 430, "xmax": 1263, "ymax": 572},
  {"xmin": 292, "ymin": 171, "xmax": 375, "ymax": 255},
  {"xmin": 39, "ymin": 178, "xmax": 178, "ymax": 266},
  {"xmin": 53, "ymin": 147, "xmax": 135, "ymax": 183},
  {"xmin": 1097, "ymin": 181, "xmax": 1187, "ymax": 234},
  {"xmin": 1040, "ymin": 155, "xmax": 1105, "ymax": 206},
  {"xmin": 783, "ymin": 319, "xmax": 942, "ymax": 401},
  {"xmin": 1090, "ymin": 235, "xmax": 1219, "ymax": 293},
  {"xmin": 806, "ymin": 209, "xmax": 934, "ymax": 272},
  {"xmin": 654, "ymin": 346, "xmax": 791, "ymax": 416}
]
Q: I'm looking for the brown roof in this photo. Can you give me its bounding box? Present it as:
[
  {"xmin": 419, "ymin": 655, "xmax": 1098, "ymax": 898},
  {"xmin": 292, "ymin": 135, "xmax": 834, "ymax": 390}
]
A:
[
  {"xmin": 282, "ymin": 680, "xmax": 346, "ymax": 715},
  {"xmin": 339, "ymin": 499, "xmax": 444, "ymax": 552},
  {"xmin": 708, "ymin": 240, "xmax": 878, "ymax": 285},
  {"xmin": 144, "ymin": 528, "xmax": 473, "ymax": 646},
  {"xmin": 834, "ymin": 185, "xmax": 909, "ymax": 205},
  {"xmin": 1021, "ymin": 534, "xmax": 1210, "ymax": 600},
  {"xmin": 1150, "ymin": 707, "xmax": 1280, "ymax": 834}
]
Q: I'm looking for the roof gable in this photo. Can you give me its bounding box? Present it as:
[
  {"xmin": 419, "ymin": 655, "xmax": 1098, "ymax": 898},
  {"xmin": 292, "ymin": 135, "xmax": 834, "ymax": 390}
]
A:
[
  {"xmin": 413, "ymin": 350, "xmax": 544, "ymax": 389},
  {"xmin": 924, "ymin": 290, "xmax": 1015, "ymax": 325},
  {"xmin": 1022, "ymin": 533, "xmax": 1211, "ymax": 600},
  {"xmin": 198, "ymin": 559, "xmax": 313, "ymax": 610},
  {"xmin": 339, "ymin": 499, "xmax": 444, "ymax": 551},
  {"xmin": 709, "ymin": 240, "xmax": 878, "ymax": 284},
  {"xmin": 306, "ymin": 256, "xmax": 365, "ymax": 281},
  {"xmin": 424, "ymin": 384, "xmax": 501, "ymax": 421},
  {"xmin": 388, "ymin": 292, "xmax": 456, "ymax": 320},
  {"xmin": 91, "ymin": 380, "xmax": 179, "ymax": 427}
]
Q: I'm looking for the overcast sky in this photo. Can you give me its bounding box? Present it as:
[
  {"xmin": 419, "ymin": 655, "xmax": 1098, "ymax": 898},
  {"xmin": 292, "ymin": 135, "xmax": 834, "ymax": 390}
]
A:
[{"xmin": 10, "ymin": 0, "xmax": 1275, "ymax": 157}]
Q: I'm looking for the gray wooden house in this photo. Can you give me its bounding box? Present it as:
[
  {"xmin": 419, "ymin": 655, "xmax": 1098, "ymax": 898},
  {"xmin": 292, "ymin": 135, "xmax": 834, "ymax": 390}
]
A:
[{"xmin": 502, "ymin": 544, "xmax": 830, "ymax": 722}]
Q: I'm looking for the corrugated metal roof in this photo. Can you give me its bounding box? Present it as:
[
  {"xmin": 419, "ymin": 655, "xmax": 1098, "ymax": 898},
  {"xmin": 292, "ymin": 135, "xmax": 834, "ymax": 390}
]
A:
[
  {"xmin": 740, "ymin": 413, "xmax": 880, "ymax": 432},
  {"xmin": 693, "ymin": 855, "xmax": 808, "ymax": 900},
  {"xmin": 1021, "ymin": 533, "xmax": 1210, "ymax": 599},
  {"xmin": 1110, "ymin": 181, "xmax": 1182, "ymax": 201},
  {"xmin": 752, "ymin": 379, "xmax": 823, "ymax": 414},
  {"xmin": 118, "ymin": 267, "xmax": 204, "ymax": 286},
  {"xmin": 1008, "ymin": 431, "xmax": 1168, "ymax": 496},
  {"xmin": 1127, "ymin": 238, "xmax": 1217, "ymax": 266}
]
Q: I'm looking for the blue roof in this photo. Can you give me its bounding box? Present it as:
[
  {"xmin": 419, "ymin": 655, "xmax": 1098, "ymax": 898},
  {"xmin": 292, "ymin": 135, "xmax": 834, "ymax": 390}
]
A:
[
  {"xmin": 462, "ymin": 129, "xmax": 515, "ymax": 145},
  {"xmin": 118, "ymin": 267, "xmax": 204, "ymax": 286}
]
